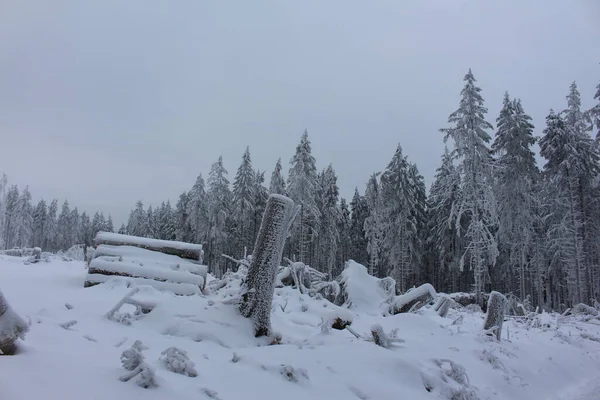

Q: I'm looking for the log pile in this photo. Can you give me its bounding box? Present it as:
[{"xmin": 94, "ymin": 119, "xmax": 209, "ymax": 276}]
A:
[
  {"xmin": 94, "ymin": 232, "xmax": 204, "ymax": 262},
  {"xmin": 84, "ymin": 233, "xmax": 207, "ymax": 296}
]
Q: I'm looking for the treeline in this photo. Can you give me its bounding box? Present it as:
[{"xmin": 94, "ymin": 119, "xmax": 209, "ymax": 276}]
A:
[
  {"xmin": 121, "ymin": 70, "xmax": 600, "ymax": 310},
  {"xmin": 0, "ymin": 180, "xmax": 114, "ymax": 252}
]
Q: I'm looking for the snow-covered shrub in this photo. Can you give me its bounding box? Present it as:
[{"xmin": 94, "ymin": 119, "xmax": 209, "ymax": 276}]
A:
[
  {"xmin": 311, "ymin": 281, "xmax": 341, "ymax": 304},
  {"xmin": 390, "ymin": 283, "xmax": 436, "ymax": 314},
  {"xmin": 279, "ymin": 365, "xmax": 309, "ymax": 383},
  {"xmin": 159, "ymin": 347, "xmax": 197, "ymax": 377},
  {"xmin": 325, "ymin": 309, "xmax": 354, "ymax": 330},
  {"xmin": 119, "ymin": 340, "xmax": 157, "ymax": 388},
  {"xmin": 238, "ymin": 195, "xmax": 296, "ymax": 337},
  {"xmin": 64, "ymin": 244, "xmax": 86, "ymax": 261},
  {"xmin": 371, "ymin": 324, "xmax": 390, "ymax": 348},
  {"xmin": 121, "ymin": 340, "xmax": 147, "ymax": 370},
  {"xmin": 421, "ymin": 359, "xmax": 479, "ymax": 400},
  {"xmin": 572, "ymin": 303, "xmax": 599, "ymax": 317},
  {"xmin": 0, "ymin": 288, "xmax": 29, "ymax": 355},
  {"xmin": 483, "ymin": 291, "xmax": 507, "ymax": 341}
]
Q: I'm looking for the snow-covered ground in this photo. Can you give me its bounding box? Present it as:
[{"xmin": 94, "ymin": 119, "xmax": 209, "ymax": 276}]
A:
[{"xmin": 1, "ymin": 255, "xmax": 600, "ymax": 400}]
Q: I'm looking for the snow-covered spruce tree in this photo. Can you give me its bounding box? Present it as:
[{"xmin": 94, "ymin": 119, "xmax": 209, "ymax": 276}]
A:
[
  {"xmin": 0, "ymin": 174, "xmax": 7, "ymax": 250},
  {"xmin": 483, "ymin": 291, "xmax": 507, "ymax": 341},
  {"xmin": 287, "ymin": 130, "xmax": 320, "ymax": 265},
  {"xmin": 441, "ymin": 69, "xmax": 498, "ymax": 304},
  {"xmin": 187, "ymin": 173, "xmax": 208, "ymax": 245},
  {"xmin": 540, "ymin": 100, "xmax": 599, "ymax": 305},
  {"xmin": 126, "ymin": 200, "xmax": 148, "ymax": 238},
  {"xmin": 252, "ymin": 170, "xmax": 269, "ymax": 248},
  {"xmin": 269, "ymin": 158, "xmax": 286, "ymax": 195},
  {"xmin": 45, "ymin": 199, "xmax": 58, "ymax": 252},
  {"xmin": 105, "ymin": 215, "xmax": 114, "ymax": 233},
  {"xmin": 408, "ymin": 163, "xmax": 427, "ymax": 283},
  {"xmin": 159, "ymin": 347, "xmax": 197, "ymax": 377},
  {"xmin": 232, "ymin": 146, "xmax": 256, "ymax": 258},
  {"xmin": 175, "ymin": 191, "xmax": 192, "ymax": 242},
  {"xmin": 3, "ymin": 185, "xmax": 19, "ymax": 249},
  {"xmin": 16, "ymin": 187, "xmax": 33, "ymax": 249},
  {"xmin": 69, "ymin": 207, "xmax": 79, "ymax": 248},
  {"xmin": 206, "ymin": 156, "xmax": 232, "ymax": 276},
  {"xmin": 317, "ymin": 165, "xmax": 340, "ymax": 280},
  {"xmin": 592, "ymin": 80, "xmax": 600, "ymax": 139},
  {"xmin": 336, "ymin": 198, "xmax": 351, "ymax": 275},
  {"xmin": 425, "ymin": 147, "xmax": 462, "ymax": 292},
  {"xmin": 238, "ymin": 194, "xmax": 296, "ymax": 337},
  {"xmin": 349, "ymin": 188, "xmax": 369, "ymax": 265},
  {"xmin": 492, "ymin": 93, "xmax": 538, "ymax": 299},
  {"xmin": 56, "ymin": 200, "xmax": 71, "ymax": 250},
  {"xmin": 379, "ymin": 144, "xmax": 425, "ymax": 291},
  {"xmin": 79, "ymin": 212, "xmax": 92, "ymax": 247},
  {"xmin": 31, "ymin": 199, "xmax": 48, "ymax": 249},
  {"xmin": 364, "ymin": 173, "xmax": 383, "ymax": 277},
  {"xmin": 0, "ymin": 288, "xmax": 29, "ymax": 355}
]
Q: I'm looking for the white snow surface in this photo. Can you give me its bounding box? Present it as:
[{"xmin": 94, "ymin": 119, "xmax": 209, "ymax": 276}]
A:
[{"xmin": 1, "ymin": 254, "xmax": 600, "ymax": 400}]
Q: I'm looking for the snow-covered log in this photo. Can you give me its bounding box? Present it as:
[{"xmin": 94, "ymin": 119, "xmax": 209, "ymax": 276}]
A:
[
  {"xmin": 0, "ymin": 289, "xmax": 29, "ymax": 355},
  {"xmin": 238, "ymin": 194, "xmax": 296, "ymax": 337},
  {"xmin": 94, "ymin": 232, "xmax": 203, "ymax": 262},
  {"xmin": 0, "ymin": 248, "xmax": 39, "ymax": 258},
  {"xmin": 483, "ymin": 291, "xmax": 507, "ymax": 341},
  {"xmin": 572, "ymin": 303, "xmax": 599, "ymax": 317},
  {"xmin": 449, "ymin": 292, "xmax": 489, "ymax": 312},
  {"xmin": 390, "ymin": 283, "xmax": 437, "ymax": 315},
  {"xmin": 436, "ymin": 296, "xmax": 452, "ymax": 318}
]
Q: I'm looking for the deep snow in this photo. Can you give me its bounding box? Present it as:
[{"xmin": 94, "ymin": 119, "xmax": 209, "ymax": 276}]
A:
[{"xmin": 1, "ymin": 255, "xmax": 600, "ymax": 400}]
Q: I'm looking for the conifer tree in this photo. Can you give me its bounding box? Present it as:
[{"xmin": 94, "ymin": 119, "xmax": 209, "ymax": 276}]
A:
[
  {"xmin": 127, "ymin": 201, "xmax": 148, "ymax": 238},
  {"xmin": 32, "ymin": 199, "xmax": 48, "ymax": 248},
  {"xmin": 426, "ymin": 147, "xmax": 462, "ymax": 291},
  {"xmin": 492, "ymin": 93, "xmax": 538, "ymax": 298},
  {"xmin": 441, "ymin": 69, "xmax": 498, "ymax": 302},
  {"xmin": 318, "ymin": 165, "xmax": 340, "ymax": 279},
  {"xmin": 3, "ymin": 185, "xmax": 19, "ymax": 249},
  {"xmin": 364, "ymin": 173, "xmax": 382, "ymax": 277},
  {"xmin": 269, "ymin": 158, "xmax": 286, "ymax": 195},
  {"xmin": 57, "ymin": 200, "xmax": 71, "ymax": 250},
  {"xmin": 187, "ymin": 174, "xmax": 208, "ymax": 245},
  {"xmin": 206, "ymin": 156, "xmax": 232, "ymax": 275},
  {"xmin": 287, "ymin": 130, "xmax": 320, "ymax": 264},
  {"xmin": 337, "ymin": 197, "xmax": 351, "ymax": 274},
  {"xmin": 175, "ymin": 192, "xmax": 192, "ymax": 242},
  {"xmin": 349, "ymin": 188, "xmax": 368, "ymax": 265},
  {"xmin": 16, "ymin": 187, "xmax": 33, "ymax": 248},
  {"xmin": 46, "ymin": 199, "xmax": 58, "ymax": 251},
  {"xmin": 232, "ymin": 147, "xmax": 256, "ymax": 256},
  {"xmin": 252, "ymin": 170, "xmax": 269, "ymax": 247}
]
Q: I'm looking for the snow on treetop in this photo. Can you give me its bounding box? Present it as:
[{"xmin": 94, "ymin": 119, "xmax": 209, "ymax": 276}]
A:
[
  {"xmin": 268, "ymin": 193, "xmax": 294, "ymax": 205},
  {"xmin": 95, "ymin": 232, "xmax": 203, "ymax": 251}
]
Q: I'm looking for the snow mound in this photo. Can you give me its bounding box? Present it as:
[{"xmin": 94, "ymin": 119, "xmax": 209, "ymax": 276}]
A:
[{"xmin": 339, "ymin": 260, "xmax": 395, "ymax": 314}]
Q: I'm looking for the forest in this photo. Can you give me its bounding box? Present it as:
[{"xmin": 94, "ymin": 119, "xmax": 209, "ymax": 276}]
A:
[{"xmin": 2, "ymin": 70, "xmax": 600, "ymax": 311}]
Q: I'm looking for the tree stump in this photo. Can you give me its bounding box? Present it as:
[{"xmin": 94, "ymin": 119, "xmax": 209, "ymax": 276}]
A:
[{"xmin": 238, "ymin": 194, "xmax": 296, "ymax": 337}]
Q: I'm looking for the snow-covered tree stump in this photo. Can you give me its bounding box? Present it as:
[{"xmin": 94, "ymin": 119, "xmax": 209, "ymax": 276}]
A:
[
  {"xmin": 238, "ymin": 194, "xmax": 296, "ymax": 337},
  {"xmin": 483, "ymin": 291, "xmax": 507, "ymax": 341},
  {"xmin": 0, "ymin": 289, "xmax": 29, "ymax": 355}
]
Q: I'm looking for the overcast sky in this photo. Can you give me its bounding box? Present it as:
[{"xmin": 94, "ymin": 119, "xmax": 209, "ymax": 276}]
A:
[{"xmin": 1, "ymin": 0, "xmax": 599, "ymax": 226}]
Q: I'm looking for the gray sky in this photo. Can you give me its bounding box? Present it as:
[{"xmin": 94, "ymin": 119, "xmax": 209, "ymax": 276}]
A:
[{"xmin": 1, "ymin": 0, "xmax": 599, "ymax": 226}]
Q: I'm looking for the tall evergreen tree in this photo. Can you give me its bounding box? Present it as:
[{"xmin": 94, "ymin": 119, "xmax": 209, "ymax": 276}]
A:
[
  {"xmin": 105, "ymin": 215, "xmax": 114, "ymax": 233},
  {"xmin": 336, "ymin": 197, "xmax": 351, "ymax": 275},
  {"xmin": 16, "ymin": 187, "xmax": 33, "ymax": 248},
  {"xmin": 232, "ymin": 147, "xmax": 256, "ymax": 256},
  {"xmin": 268, "ymin": 158, "xmax": 286, "ymax": 195},
  {"xmin": 175, "ymin": 192, "xmax": 192, "ymax": 242},
  {"xmin": 252, "ymin": 170, "xmax": 269, "ymax": 249},
  {"xmin": 46, "ymin": 199, "xmax": 58, "ymax": 251},
  {"xmin": 364, "ymin": 173, "xmax": 383, "ymax": 277},
  {"xmin": 318, "ymin": 165, "xmax": 340, "ymax": 279},
  {"xmin": 187, "ymin": 174, "xmax": 208, "ymax": 245},
  {"xmin": 492, "ymin": 94, "xmax": 538, "ymax": 299},
  {"xmin": 349, "ymin": 188, "xmax": 368, "ymax": 265},
  {"xmin": 426, "ymin": 147, "xmax": 462, "ymax": 292},
  {"xmin": 127, "ymin": 201, "xmax": 148, "ymax": 238},
  {"xmin": 3, "ymin": 185, "xmax": 20, "ymax": 249},
  {"xmin": 32, "ymin": 199, "xmax": 48, "ymax": 248},
  {"xmin": 441, "ymin": 69, "xmax": 498, "ymax": 301},
  {"xmin": 287, "ymin": 130, "xmax": 320, "ymax": 264},
  {"xmin": 206, "ymin": 156, "xmax": 232, "ymax": 274},
  {"xmin": 57, "ymin": 200, "xmax": 71, "ymax": 250}
]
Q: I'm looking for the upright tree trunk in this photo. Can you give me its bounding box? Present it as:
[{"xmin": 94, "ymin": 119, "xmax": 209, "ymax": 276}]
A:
[{"xmin": 239, "ymin": 195, "xmax": 296, "ymax": 337}]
